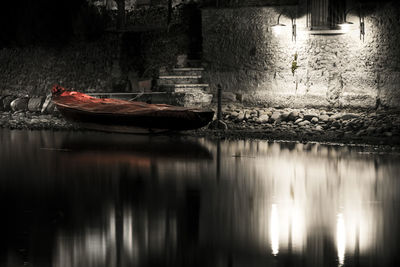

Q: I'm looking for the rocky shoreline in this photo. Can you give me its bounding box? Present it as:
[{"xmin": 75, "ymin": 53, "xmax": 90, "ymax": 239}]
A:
[
  {"xmin": 197, "ymin": 104, "xmax": 400, "ymax": 146},
  {"xmin": 0, "ymin": 95, "xmax": 75, "ymax": 130},
  {"xmin": 1, "ymin": 95, "xmax": 400, "ymax": 146}
]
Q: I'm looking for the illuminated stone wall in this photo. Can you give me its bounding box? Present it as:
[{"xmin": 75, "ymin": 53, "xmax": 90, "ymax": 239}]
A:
[
  {"xmin": 202, "ymin": 1, "xmax": 400, "ymax": 108},
  {"xmin": 201, "ymin": 0, "xmax": 299, "ymax": 7}
]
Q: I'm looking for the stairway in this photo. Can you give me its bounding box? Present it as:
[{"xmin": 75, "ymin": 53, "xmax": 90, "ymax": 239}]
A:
[{"xmin": 157, "ymin": 60, "xmax": 213, "ymax": 107}]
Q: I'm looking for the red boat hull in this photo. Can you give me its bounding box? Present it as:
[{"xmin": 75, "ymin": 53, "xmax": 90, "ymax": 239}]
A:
[{"xmin": 52, "ymin": 86, "xmax": 214, "ymax": 133}]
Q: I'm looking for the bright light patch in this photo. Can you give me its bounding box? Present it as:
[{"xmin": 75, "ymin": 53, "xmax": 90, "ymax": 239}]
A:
[
  {"xmin": 339, "ymin": 22, "xmax": 353, "ymax": 33},
  {"xmin": 270, "ymin": 203, "xmax": 279, "ymax": 256},
  {"xmin": 271, "ymin": 24, "xmax": 286, "ymax": 36},
  {"xmin": 290, "ymin": 205, "xmax": 305, "ymax": 252},
  {"xmin": 337, "ymin": 213, "xmax": 346, "ymax": 266}
]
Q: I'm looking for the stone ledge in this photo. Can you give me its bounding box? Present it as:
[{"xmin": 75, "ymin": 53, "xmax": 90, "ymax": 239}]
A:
[
  {"xmin": 173, "ymin": 68, "xmax": 204, "ymax": 71},
  {"xmin": 159, "ymin": 75, "xmax": 202, "ymax": 79}
]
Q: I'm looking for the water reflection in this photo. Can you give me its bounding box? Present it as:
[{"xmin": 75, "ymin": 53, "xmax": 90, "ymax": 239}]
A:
[
  {"xmin": 54, "ymin": 205, "xmax": 178, "ymax": 267},
  {"xmin": 337, "ymin": 213, "xmax": 345, "ymax": 267},
  {"xmin": 0, "ymin": 129, "xmax": 399, "ymax": 267},
  {"xmin": 270, "ymin": 204, "xmax": 279, "ymax": 256}
]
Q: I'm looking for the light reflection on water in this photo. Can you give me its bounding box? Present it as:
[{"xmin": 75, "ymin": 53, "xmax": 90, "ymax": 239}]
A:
[{"xmin": 0, "ymin": 129, "xmax": 399, "ymax": 267}]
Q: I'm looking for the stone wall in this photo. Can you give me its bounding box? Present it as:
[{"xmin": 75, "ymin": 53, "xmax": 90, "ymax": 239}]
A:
[
  {"xmin": 202, "ymin": 1, "xmax": 400, "ymax": 108},
  {"xmin": 0, "ymin": 3, "xmax": 199, "ymax": 96},
  {"xmin": 0, "ymin": 39, "xmax": 117, "ymax": 96}
]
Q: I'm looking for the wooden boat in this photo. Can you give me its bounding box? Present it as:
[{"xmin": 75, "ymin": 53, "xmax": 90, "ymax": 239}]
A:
[{"xmin": 51, "ymin": 85, "xmax": 214, "ymax": 133}]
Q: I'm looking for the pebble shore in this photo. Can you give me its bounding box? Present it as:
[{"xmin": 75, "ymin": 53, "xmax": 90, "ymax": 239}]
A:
[
  {"xmin": 1, "ymin": 95, "xmax": 400, "ymax": 146},
  {"xmin": 201, "ymin": 104, "xmax": 400, "ymax": 146},
  {"xmin": 0, "ymin": 111, "xmax": 75, "ymax": 130}
]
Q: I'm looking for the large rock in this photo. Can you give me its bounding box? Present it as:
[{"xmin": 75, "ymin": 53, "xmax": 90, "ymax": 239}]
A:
[
  {"xmin": 315, "ymin": 125, "xmax": 323, "ymax": 131},
  {"xmin": 28, "ymin": 97, "xmax": 45, "ymax": 112},
  {"xmin": 288, "ymin": 111, "xmax": 299, "ymax": 121},
  {"xmin": 2, "ymin": 96, "xmax": 15, "ymax": 111},
  {"xmin": 280, "ymin": 111, "xmax": 290, "ymax": 121},
  {"xmin": 303, "ymin": 113, "xmax": 319, "ymax": 121},
  {"xmin": 258, "ymin": 114, "xmax": 270, "ymax": 123},
  {"xmin": 319, "ymin": 114, "xmax": 330, "ymax": 122},
  {"xmin": 340, "ymin": 113, "xmax": 360, "ymax": 120},
  {"xmin": 298, "ymin": 120, "xmax": 311, "ymax": 126},
  {"xmin": 10, "ymin": 98, "xmax": 29, "ymax": 112},
  {"xmin": 295, "ymin": 118, "xmax": 303, "ymax": 124},
  {"xmin": 208, "ymin": 119, "xmax": 228, "ymax": 130},
  {"xmin": 270, "ymin": 112, "xmax": 281, "ymax": 122},
  {"xmin": 229, "ymin": 111, "xmax": 239, "ymax": 119},
  {"xmin": 330, "ymin": 113, "xmax": 341, "ymax": 120},
  {"xmin": 236, "ymin": 112, "xmax": 245, "ymax": 121}
]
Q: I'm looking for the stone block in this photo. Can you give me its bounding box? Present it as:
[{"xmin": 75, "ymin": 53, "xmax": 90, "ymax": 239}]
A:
[
  {"xmin": 176, "ymin": 54, "xmax": 188, "ymax": 68},
  {"xmin": 28, "ymin": 97, "xmax": 45, "ymax": 112},
  {"xmin": 175, "ymin": 92, "xmax": 213, "ymax": 107},
  {"xmin": 45, "ymin": 101, "xmax": 56, "ymax": 114},
  {"xmin": 10, "ymin": 98, "xmax": 29, "ymax": 112},
  {"xmin": 41, "ymin": 94, "xmax": 55, "ymax": 113}
]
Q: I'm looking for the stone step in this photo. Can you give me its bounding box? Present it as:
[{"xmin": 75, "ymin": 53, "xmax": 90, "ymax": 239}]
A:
[
  {"xmin": 173, "ymin": 87, "xmax": 207, "ymax": 93},
  {"xmin": 175, "ymin": 91, "xmax": 213, "ymax": 108},
  {"xmin": 159, "ymin": 84, "xmax": 209, "ymax": 92},
  {"xmin": 133, "ymin": 91, "xmax": 213, "ymax": 108},
  {"xmin": 172, "ymin": 68, "xmax": 204, "ymax": 76},
  {"xmin": 158, "ymin": 75, "xmax": 202, "ymax": 86}
]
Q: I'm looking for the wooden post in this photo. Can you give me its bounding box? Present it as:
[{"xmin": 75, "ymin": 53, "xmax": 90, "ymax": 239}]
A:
[
  {"xmin": 216, "ymin": 140, "xmax": 221, "ymax": 181},
  {"xmin": 217, "ymin": 84, "xmax": 222, "ymax": 122}
]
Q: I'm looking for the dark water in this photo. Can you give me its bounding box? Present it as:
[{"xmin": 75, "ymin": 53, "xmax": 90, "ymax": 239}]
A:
[{"xmin": 0, "ymin": 129, "xmax": 399, "ymax": 267}]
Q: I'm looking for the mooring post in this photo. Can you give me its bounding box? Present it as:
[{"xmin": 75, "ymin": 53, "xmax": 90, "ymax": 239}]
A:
[
  {"xmin": 217, "ymin": 84, "xmax": 222, "ymax": 123},
  {"xmin": 216, "ymin": 139, "xmax": 221, "ymax": 181}
]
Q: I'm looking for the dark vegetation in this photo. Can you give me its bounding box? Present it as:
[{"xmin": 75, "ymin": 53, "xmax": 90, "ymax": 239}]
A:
[{"xmin": 0, "ymin": 0, "xmax": 106, "ymax": 47}]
